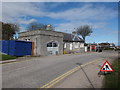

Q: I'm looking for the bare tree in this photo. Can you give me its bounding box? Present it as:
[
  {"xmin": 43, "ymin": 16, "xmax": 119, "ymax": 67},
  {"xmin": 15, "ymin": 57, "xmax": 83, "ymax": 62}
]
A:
[
  {"xmin": 77, "ymin": 25, "xmax": 93, "ymax": 41},
  {"xmin": 27, "ymin": 22, "xmax": 47, "ymax": 31},
  {"xmin": 27, "ymin": 22, "xmax": 54, "ymax": 31}
]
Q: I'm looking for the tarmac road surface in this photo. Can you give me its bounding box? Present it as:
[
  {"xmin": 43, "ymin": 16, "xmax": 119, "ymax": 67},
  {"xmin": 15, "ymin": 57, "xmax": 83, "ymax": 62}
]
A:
[{"xmin": 2, "ymin": 51, "xmax": 118, "ymax": 88}]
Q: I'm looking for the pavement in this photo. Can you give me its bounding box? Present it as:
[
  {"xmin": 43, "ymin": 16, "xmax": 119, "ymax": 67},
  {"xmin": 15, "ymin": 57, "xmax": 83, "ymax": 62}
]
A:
[
  {"xmin": 2, "ymin": 50, "xmax": 118, "ymax": 88},
  {"xmin": 0, "ymin": 56, "xmax": 41, "ymax": 64},
  {"xmin": 54, "ymin": 58, "xmax": 115, "ymax": 88}
]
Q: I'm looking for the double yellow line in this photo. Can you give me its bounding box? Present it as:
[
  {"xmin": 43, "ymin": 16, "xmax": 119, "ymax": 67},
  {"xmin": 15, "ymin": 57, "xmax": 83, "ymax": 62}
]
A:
[{"xmin": 40, "ymin": 59, "xmax": 100, "ymax": 88}]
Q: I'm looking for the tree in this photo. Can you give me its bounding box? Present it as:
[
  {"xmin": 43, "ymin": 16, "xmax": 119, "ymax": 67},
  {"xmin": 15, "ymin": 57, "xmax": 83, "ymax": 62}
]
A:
[
  {"xmin": 2, "ymin": 22, "xmax": 19, "ymax": 40},
  {"xmin": 77, "ymin": 25, "xmax": 93, "ymax": 41},
  {"xmin": 27, "ymin": 22, "xmax": 54, "ymax": 31}
]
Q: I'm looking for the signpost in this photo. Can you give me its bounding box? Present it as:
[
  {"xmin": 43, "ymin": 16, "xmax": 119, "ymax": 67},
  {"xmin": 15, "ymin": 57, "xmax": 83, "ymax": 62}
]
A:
[
  {"xmin": 100, "ymin": 61, "xmax": 114, "ymax": 72},
  {"xmin": 98, "ymin": 61, "xmax": 114, "ymax": 75}
]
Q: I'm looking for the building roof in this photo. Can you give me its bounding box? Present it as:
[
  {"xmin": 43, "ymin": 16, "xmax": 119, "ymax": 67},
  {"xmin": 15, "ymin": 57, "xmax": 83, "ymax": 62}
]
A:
[
  {"xmin": 87, "ymin": 43, "xmax": 97, "ymax": 45},
  {"xmin": 18, "ymin": 29, "xmax": 63, "ymax": 38},
  {"xmin": 98, "ymin": 43, "xmax": 110, "ymax": 46},
  {"xmin": 19, "ymin": 29, "xmax": 63, "ymax": 34},
  {"xmin": 18, "ymin": 29, "xmax": 84, "ymax": 42},
  {"xmin": 63, "ymin": 33, "xmax": 84, "ymax": 42}
]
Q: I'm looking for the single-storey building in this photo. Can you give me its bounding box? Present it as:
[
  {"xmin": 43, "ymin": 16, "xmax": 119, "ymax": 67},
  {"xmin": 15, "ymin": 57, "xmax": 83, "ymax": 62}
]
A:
[
  {"xmin": 18, "ymin": 29, "xmax": 85, "ymax": 56},
  {"xmin": 63, "ymin": 32, "xmax": 85, "ymax": 54},
  {"xmin": 98, "ymin": 42, "xmax": 110, "ymax": 49},
  {"xmin": 18, "ymin": 29, "xmax": 63, "ymax": 56}
]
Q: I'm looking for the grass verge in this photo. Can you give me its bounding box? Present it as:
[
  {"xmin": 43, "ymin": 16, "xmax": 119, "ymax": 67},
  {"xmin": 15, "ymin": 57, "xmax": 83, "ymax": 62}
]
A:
[
  {"xmin": 0, "ymin": 54, "xmax": 17, "ymax": 61},
  {"xmin": 104, "ymin": 57, "xmax": 120, "ymax": 88}
]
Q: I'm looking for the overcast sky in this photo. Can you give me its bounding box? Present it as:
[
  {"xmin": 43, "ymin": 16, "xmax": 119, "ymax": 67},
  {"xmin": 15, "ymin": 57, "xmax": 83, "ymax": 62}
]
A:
[{"xmin": 1, "ymin": 2, "xmax": 118, "ymax": 45}]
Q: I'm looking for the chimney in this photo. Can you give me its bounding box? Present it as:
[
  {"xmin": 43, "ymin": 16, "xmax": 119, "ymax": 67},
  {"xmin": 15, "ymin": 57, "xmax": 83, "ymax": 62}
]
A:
[
  {"xmin": 46, "ymin": 24, "xmax": 51, "ymax": 30},
  {"xmin": 72, "ymin": 28, "xmax": 77, "ymax": 35}
]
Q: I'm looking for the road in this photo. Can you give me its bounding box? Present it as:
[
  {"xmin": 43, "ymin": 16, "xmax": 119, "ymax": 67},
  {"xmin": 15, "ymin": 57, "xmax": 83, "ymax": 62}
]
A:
[{"xmin": 2, "ymin": 51, "xmax": 118, "ymax": 88}]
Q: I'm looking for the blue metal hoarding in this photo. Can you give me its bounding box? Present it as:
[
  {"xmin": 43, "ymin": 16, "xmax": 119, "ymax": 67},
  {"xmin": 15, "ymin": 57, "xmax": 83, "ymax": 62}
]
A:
[{"xmin": 0, "ymin": 40, "xmax": 32, "ymax": 56}]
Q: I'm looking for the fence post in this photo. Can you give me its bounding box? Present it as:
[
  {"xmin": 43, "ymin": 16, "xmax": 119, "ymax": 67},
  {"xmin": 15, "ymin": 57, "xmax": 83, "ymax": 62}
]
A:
[{"xmin": 32, "ymin": 42, "xmax": 34, "ymax": 56}]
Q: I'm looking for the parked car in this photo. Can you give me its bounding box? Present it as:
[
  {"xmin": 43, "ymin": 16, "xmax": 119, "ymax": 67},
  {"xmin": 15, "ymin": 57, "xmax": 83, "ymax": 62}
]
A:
[{"xmin": 96, "ymin": 46, "xmax": 103, "ymax": 52}]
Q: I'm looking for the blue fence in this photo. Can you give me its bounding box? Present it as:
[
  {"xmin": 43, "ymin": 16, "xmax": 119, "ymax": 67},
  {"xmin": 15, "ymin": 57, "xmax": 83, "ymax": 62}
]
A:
[{"xmin": 0, "ymin": 40, "xmax": 32, "ymax": 56}]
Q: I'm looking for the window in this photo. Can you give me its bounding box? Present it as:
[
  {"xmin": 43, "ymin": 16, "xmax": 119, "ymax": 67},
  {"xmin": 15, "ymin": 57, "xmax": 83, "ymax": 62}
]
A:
[
  {"xmin": 53, "ymin": 42, "xmax": 58, "ymax": 47},
  {"xmin": 64, "ymin": 43, "xmax": 67, "ymax": 48},
  {"xmin": 47, "ymin": 42, "xmax": 58, "ymax": 47},
  {"xmin": 70, "ymin": 43, "xmax": 73, "ymax": 50},
  {"xmin": 25, "ymin": 39, "xmax": 30, "ymax": 41},
  {"xmin": 80, "ymin": 43, "xmax": 84, "ymax": 47},
  {"xmin": 47, "ymin": 42, "xmax": 52, "ymax": 47},
  {"xmin": 74, "ymin": 42, "xmax": 79, "ymax": 48}
]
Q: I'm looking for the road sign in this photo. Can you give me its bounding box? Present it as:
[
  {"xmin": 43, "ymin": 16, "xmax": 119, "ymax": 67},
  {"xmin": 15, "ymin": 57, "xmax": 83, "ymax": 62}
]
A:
[{"xmin": 100, "ymin": 61, "xmax": 114, "ymax": 72}]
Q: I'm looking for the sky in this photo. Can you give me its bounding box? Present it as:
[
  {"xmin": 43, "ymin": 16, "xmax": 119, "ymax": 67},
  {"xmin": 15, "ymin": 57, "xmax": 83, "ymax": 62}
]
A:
[{"xmin": 1, "ymin": 2, "xmax": 119, "ymax": 45}]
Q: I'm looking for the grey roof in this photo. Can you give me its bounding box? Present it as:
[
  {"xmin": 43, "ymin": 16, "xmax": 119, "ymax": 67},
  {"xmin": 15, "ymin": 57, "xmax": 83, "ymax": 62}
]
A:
[{"xmin": 63, "ymin": 33, "xmax": 84, "ymax": 42}]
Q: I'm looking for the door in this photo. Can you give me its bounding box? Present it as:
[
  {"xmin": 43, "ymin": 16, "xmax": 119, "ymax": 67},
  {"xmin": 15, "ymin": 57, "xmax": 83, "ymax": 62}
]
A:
[
  {"xmin": 47, "ymin": 41, "xmax": 59, "ymax": 55},
  {"xmin": 70, "ymin": 43, "xmax": 73, "ymax": 50}
]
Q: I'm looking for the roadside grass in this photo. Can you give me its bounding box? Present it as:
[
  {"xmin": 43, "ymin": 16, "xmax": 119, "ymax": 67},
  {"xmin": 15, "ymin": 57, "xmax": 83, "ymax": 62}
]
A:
[
  {"xmin": 104, "ymin": 57, "xmax": 120, "ymax": 88},
  {"xmin": 0, "ymin": 54, "xmax": 17, "ymax": 61}
]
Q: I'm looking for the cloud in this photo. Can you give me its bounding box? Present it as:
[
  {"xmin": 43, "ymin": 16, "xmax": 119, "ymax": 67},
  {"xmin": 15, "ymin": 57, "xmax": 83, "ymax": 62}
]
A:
[
  {"xmin": 19, "ymin": 26, "xmax": 26, "ymax": 32},
  {"xmin": 48, "ymin": 4, "xmax": 117, "ymax": 21},
  {"xmin": 2, "ymin": 2, "xmax": 45, "ymax": 23},
  {"xmin": 19, "ymin": 18, "xmax": 37, "ymax": 24},
  {"xmin": 0, "ymin": 2, "xmax": 2, "ymax": 21},
  {"xmin": 2, "ymin": 0, "xmax": 120, "ymax": 2},
  {"xmin": 55, "ymin": 20, "xmax": 108, "ymax": 33},
  {"xmin": 48, "ymin": 3, "xmax": 117, "ymax": 34},
  {"xmin": 2, "ymin": 2, "xmax": 117, "ymax": 23},
  {"xmin": 2, "ymin": 2, "xmax": 117, "ymax": 33}
]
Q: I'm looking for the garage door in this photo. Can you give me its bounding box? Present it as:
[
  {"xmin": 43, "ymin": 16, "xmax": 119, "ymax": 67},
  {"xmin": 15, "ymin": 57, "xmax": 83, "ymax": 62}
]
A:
[{"xmin": 47, "ymin": 41, "xmax": 59, "ymax": 55}]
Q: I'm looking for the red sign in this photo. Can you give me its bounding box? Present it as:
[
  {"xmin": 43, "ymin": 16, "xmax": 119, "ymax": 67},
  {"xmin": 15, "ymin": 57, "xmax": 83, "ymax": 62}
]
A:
[{"xmin": 100, "ymin": 61, "xmax": 114, "ymax": 72}]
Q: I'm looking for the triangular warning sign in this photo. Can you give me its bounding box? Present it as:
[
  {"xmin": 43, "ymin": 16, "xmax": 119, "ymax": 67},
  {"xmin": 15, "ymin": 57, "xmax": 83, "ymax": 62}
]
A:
[{"xmin": 100, "ymin": 61, "xmax": 114, "ymax": 72}]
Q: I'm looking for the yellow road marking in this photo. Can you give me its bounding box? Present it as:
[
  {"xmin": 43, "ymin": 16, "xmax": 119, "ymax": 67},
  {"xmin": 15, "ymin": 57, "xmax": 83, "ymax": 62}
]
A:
[
  {"xmin": 40, "ymin": 58, "xmax": 101, "ymax": 88},
  {"xmin": 46, "ymin": 67, "xmax": 80, "ymax": 88},
  {"xmin": 40, "ymin": 66, "xmax": 80, "ymax": 88}
]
